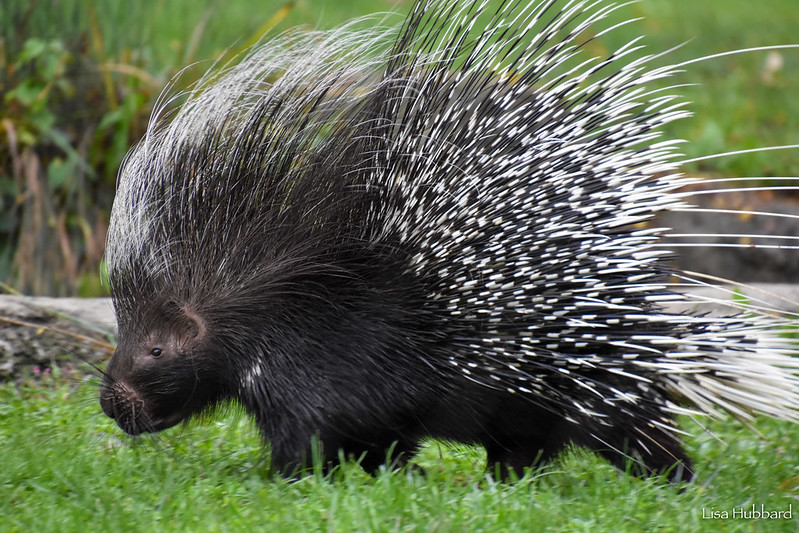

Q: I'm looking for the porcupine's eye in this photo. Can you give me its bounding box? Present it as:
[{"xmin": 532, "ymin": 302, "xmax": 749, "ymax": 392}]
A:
[{"xmin": 150, "ymin": 347, "xmax": 163, "ymax": 358}]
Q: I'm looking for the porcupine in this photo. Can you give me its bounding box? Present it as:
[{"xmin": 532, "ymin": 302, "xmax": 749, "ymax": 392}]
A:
[{"xmin": 99, "ymin": 0, "xmax": 799, "ymax": 481}]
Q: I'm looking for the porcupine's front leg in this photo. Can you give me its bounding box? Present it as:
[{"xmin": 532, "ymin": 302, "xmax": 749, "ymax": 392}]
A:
[
  {"xmin": 267, "ymin": 418, "xmax": 420, "ymax": 476},
  {"xmin": 337, "ymin": 436, "xmax": 421, "ymax": 474}
]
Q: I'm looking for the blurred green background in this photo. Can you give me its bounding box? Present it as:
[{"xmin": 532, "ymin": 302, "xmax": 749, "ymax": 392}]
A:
[{"xmin": 1, "ymin": 0, "xmax": 797, "ymax": 296}]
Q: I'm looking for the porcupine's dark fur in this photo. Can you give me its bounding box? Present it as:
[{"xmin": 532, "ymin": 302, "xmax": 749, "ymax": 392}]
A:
[{"xmin": 99, "ymin": 0, "xmax": 799, "ymax": 481}]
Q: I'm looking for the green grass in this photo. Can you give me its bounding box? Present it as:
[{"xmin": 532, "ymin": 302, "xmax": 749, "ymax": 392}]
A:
[{"xmin": 1, "ymin": 376, "xmax": 798, "ymax": 532}]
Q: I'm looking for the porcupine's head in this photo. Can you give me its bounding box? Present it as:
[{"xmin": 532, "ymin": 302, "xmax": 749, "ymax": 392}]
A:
[
  {"xmin": 98, "ymin": 23, "xmax": 402, "ymax": 436},
  {"xmin": 99, "ymin": 297, "xmax": 217, "ymax": 435},
  {"xmin": 99, "ymin": 123, "xmax": 238, "ymax": 435}
]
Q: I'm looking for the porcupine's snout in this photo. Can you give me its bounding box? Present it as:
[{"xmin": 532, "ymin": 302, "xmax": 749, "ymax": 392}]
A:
[{"xmin": 99, "ymin": 378, "xmax": 147, "ymax": 435}]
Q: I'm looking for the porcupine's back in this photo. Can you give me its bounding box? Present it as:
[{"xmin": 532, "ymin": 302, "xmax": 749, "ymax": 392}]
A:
[{"xmin": 102, "ymin": 0, "xmax": 799, "ymax": 479}]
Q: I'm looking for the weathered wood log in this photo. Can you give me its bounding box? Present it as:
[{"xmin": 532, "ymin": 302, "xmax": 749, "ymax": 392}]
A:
[{"xmin": 0, "ymin": 296, "xmax": 114, "ymax": 379}]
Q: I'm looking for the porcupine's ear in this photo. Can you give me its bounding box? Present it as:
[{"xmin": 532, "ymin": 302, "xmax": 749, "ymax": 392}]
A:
[{"xmin": 160, "ymin": 300, "xmax": 208, "ymax": 349}]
